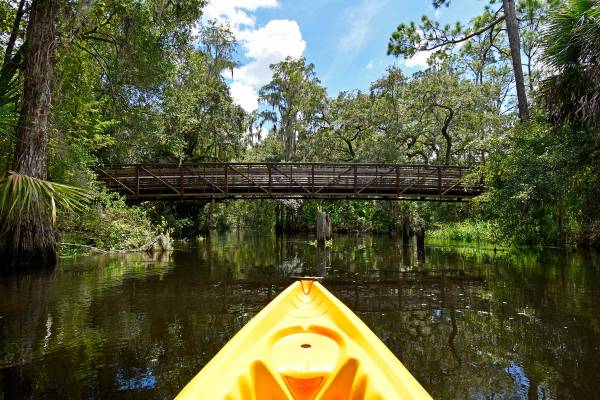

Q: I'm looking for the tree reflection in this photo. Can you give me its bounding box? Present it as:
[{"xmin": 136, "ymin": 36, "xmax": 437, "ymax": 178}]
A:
[{"xmin": 0, "ymin": 233, "xmax": 599, "ymax": 399}]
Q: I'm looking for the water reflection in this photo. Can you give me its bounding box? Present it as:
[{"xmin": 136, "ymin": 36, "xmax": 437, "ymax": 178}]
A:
[{"xmin": 1, "ymin": 232, "xmax": 599, "ymax": 399}]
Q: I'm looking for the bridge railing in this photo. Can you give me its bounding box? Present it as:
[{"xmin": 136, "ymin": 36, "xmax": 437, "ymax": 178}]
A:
[{"xmin": 96, "ymin": 162, "xmax": 483, "ymax": 201}]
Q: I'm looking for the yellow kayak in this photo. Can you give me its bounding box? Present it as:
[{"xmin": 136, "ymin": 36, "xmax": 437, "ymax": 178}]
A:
[{"xmin": 176, "ymin": 280, "xmax": 432, "ymax": 399}]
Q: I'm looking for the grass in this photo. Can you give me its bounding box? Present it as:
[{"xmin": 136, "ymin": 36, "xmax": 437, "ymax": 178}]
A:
[{"xmin": 429, "ymin": 220, "xmax": 501, "ymax": 244}]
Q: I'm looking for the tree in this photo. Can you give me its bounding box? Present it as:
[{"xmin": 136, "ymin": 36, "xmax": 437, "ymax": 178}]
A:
[
  {"xmin": 162, "ymin": 20, "xmax": 245, "ymax": 163},
  {"xmin": 403, "ymin": 71, "xmax": 503, "ymax": 165},
  {"xmin": 518, "ymin": 0, "xmax": 562, "ymax": 92},
  {"xmin": 363, "ymin": 67, "xmax": 503, "ymax": 165},
  {"xmin": 306, "ymin": 91, "xmax": 374, "ymax": 162},
  {"xmin": 502, "ymin": 0, "xmax": 529, "ymax": 120},
  {"xmin": 541, "ymin": 0, "xmax": 600, "ymax": 128},
  {"xmin": 200, "ymin": 20, "xmax": 238, "ymax": 81},
  {"xmin": 259, "ymin": 57, "xmax": 326, "ymax": 161},
  {"xmin": 53, "ymin": 0, "xmax": 206, "ymax": 165},
  {"xmin": 387, "ymin": 0, "xmax": 547, "ymax": 121},
  {"xmin": 3, "ymin": 0, "xmax": 59, "ymax": 265}
]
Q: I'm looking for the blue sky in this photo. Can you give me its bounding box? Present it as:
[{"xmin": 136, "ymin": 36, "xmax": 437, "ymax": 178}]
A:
[{"xmin": 204, "ymin": 0, "xmax": 484, "ymax": 111}]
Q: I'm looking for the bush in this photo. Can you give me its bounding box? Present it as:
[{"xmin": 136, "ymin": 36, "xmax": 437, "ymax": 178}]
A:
[{"xmin": 58, "ymin": 189, "xmax": 157, "ymax": 251}]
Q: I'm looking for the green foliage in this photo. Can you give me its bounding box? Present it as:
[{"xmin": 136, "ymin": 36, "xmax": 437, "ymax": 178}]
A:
[
  {"xmin": 0, "ymin": 172, "xmax": 91, "ymax": 235},
  {"xmin": 303, "ymin": 90, "xmax": 374, "ymax": 162},
  {"xmin": 429, "ymin": 220, "xmax": 500, "ymax": 243},
  {"xmin": 246, "ymin": 133, "xmax": 285, "ymax": 162},
  {"xmin": 59, "ymin": 189, "xmax": 157, "ymax": 251},
  {"xmin": 213, "ymin": 200, "xmax": 278, "ymax": 231},
  {"xmin": 542, "ymin": 0, "xmax": 600, "ymax": 127},
  {"xmin": 0, "ymin": 76, "xmax": 19, "ymax": 173},
  {"xmin": 479, "ymin": 121, "xmax": 599, "ymax": 246},
  {"xmin": 390, "ymin": 70, "xmax": 503, "ymax": 165},
  {"xmin": 0, "ymin": 76, "xmax": 18, "ymax": 135},
  {"xmin": 259, "ymin": 57, "xmax": 327, "ymax": 161}
]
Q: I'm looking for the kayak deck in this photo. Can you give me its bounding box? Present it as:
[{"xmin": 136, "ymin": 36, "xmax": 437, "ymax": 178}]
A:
[{"xmin": 176, "ymin": 280, "xmax": 432, "ymax": 399}]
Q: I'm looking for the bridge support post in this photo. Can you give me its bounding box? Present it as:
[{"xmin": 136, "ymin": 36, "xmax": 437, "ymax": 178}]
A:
[
  {"xmin": 402, "ymin": 223, "xmax": 412, "ymax": 247},
  {"xmin": 316, "ymin": 212, "xmax": 331, "ymax": 243}
]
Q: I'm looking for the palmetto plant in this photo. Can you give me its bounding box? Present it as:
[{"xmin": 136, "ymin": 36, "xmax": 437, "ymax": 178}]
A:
[
  {"xmin": 0, "ymin": 171, "xmax": 91, "ymax": 236},
  {"xmin": 542, "ymin": 0, "xmax": 600, "ymax": 127}
]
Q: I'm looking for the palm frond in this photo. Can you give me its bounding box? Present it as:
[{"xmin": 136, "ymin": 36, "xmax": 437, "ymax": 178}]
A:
[
  {"xmin": 541, "ymin": 0, "xmax": 600, "ymax": 127},
  {"xmin": 0, "ymin": 172, "xmax": 92, "ymax": 234}
]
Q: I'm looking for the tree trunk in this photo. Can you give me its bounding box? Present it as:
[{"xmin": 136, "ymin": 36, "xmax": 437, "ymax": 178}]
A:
[
  {"xmin": 2, "ymin": 0, "xmax": 59, "ymax": 268},
  {"xmin": 199, "ymin": 200, "xmax": 214, "ymax": 234},
  {"xmin": 502, "ymin": 0, "xmax": 529, "ymax": 121}
]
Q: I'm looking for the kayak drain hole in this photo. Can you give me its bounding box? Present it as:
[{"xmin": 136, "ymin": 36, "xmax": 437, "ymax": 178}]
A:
[{"xmin": 301, "ymin": 344, "xmax": 312, "ymax": 349}]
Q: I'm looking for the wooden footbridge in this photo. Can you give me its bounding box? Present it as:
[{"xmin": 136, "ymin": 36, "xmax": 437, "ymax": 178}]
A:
[{"xmin": 97, "ymin": 163, "xmax": 483, "ymax": 202}]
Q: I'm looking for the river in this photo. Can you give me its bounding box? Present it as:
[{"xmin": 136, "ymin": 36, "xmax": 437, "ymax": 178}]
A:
[{"xmin": 1, "ymin": 231, "xmax": 599, "ymax": 399}]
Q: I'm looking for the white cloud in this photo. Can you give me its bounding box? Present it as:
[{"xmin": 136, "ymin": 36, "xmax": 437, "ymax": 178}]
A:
[
  {"xmin": 403, "ymin": 30, "xmax": 466, "ymax": 69},
  {"xmin": 232, "ymin": 20, "xmax": 305, "ymax": 112},
  {"xmin": 365, "ymin": 58, "xmax": 386, "ymax": 71},
  {"xmin": 340, "ymin": 0, "xmax": 387, "ymax": 52},
  {"xmin": 204, "ymin": 1, "xmax": 306, "ymax": 112},
  {"xmin": 403, "ymin": 29, "xmax": 437, "ymax": 68},
  {"xmin": 230, "ymin": 81, "xmax": 259, "ymax": 112},
  {"xmin": 403, "ymin": 50, "xmax": 435, "ymax": 68},
  {"xmin": 241, "ymin": 19, "xmax": 305, "ymax": 61},
  {"xmin": 204, "ymin": 0, "xmax": 279, "ymax": 33}
]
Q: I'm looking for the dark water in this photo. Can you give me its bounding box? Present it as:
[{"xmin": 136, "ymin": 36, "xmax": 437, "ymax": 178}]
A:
[{"xmin": 1, "ymin": 232, "xmax": 600, "ymax": 399}]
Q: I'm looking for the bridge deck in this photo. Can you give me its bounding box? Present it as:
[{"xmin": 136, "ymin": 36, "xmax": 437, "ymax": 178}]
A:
[{"xmin": 97, "ymin": 163, "xmax": 483, "ymax": 201}]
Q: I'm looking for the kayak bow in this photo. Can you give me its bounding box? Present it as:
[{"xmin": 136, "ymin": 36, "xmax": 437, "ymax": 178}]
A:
[{"xmin": 176, "ymin": 280, "xmax": 432, "ymax": 399}]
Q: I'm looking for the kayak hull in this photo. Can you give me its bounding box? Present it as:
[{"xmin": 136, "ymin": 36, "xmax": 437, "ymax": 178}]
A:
[{"xmin": 176, "ymin": 280, "xmax": 432, "ymax": 399}]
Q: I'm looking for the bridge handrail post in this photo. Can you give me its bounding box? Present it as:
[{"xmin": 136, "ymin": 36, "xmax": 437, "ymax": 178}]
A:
[
  {"xmin": 354, "ymin": 165, "xmax": 357, "ymax": 195},
  {"xmin": 224, "ymin": 164, "xmax": 228, "ymax": 195},
  {"xmin": 311, "ymin": 164, "xmax": 315, "ymax": 195},
  {"xmin": 136, "ymin": 165, "xmax": 140, "ymax": 196},
  {"xmin": 179, "ymin": 166, "xmax": 184, "ymax": 195},
  {"xmin": 268, "ymin": 163, "xmax": 272, "ymax": 195},
  {"xmin": 438, "ymin": 166, "xmax": 442, "ymax": 196},
  {"xmin": 375, "ymin": 165, "xmax": 378, "ymax": 194}
]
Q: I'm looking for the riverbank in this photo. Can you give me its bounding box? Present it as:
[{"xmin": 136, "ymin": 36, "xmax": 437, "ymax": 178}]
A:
[
  {"xmin": 56, "ymin": 191, "xmax": 166, "ymax": 257},
  {"xmin": 54, "ymin": 193, "xmax": 598, "ymax": 260}
]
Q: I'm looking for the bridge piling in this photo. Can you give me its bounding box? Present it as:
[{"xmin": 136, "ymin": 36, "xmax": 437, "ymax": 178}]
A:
[
  {"xmin": 402, "ymin": 223, "xmax": 412, "ymax": 246},
  {"xmin": 316, "ymin": 212, "xmax": 331, "ymax": 243}
]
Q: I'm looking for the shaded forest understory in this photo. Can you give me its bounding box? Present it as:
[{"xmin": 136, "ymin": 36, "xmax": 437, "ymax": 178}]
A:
[{"xmin": 1, "ymin": 0, "xmax": 599, "ymax": 266}]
